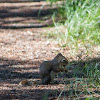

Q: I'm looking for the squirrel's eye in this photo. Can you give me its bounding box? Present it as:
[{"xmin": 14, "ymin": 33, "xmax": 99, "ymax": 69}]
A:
[{"xmin": 61, "ymin": 59, "xmax": 66, "ymax": 62}]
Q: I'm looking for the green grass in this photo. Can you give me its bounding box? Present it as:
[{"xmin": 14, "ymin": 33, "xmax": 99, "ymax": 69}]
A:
[
  {"xmin": 65, "ymin": 62, "xmax": 99, "ymax": 99},
  {"xmin": 42, "ymin": 61, "xmax": 100, "ymax": 100},
  {"xmin": 45, "ymin": 0, "xmax": 100, "ymax": 49}
]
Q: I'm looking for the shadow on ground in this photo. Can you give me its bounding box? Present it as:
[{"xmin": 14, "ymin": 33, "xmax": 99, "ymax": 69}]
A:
[
  {"xmin": 0, "ymin": 57, "xmax": 99, "ymax": 99},
  {"xmin": 0, "ymin": 1, "xmax": 56, "ymax": 29},
  {"xmin": 0, "ymin": 88, "xmax": 99, "ymax": 99},
  {"xmin": 0, "ymin": 57, "xmax": 99, "ymax": 82},
  {"xmin": 0, "ymin": 57, "xmax": 41, "ymax": 83},
  {"xmin": 0, "ymin": 89, "xmax": 82, "ymax": 99}
]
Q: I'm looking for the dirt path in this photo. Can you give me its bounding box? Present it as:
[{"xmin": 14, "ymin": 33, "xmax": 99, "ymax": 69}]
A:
[
  {"xmin": 0, "ymin": 1, "xmax": 100, "ymax": 100},
  {"xmin": 0, "ymin": 1, "xmax": 66, "ymax": 99}
]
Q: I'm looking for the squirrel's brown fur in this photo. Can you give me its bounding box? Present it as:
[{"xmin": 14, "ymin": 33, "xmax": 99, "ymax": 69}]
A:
[{"xmin": 39, "ymin": 53, "xmax": 68, "ymax": 85}]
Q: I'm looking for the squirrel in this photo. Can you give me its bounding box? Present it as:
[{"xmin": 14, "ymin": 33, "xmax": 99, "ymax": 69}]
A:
[
  {"xmin": 19, "ymin": 53, "xmax": 68, "ymax": 86},
  {"xmin": 39, "ymin": 53, "xmax": 68, "ymax": 85}
]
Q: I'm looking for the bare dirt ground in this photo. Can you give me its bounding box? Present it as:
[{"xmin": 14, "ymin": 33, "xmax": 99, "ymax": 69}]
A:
[
  {"xmin": 0, "ymin": 1, "xmax": 68, "ymax": 99},
  {"xmin": 0, "ymin": 0, "xmax": 100, "ymax": 100}
]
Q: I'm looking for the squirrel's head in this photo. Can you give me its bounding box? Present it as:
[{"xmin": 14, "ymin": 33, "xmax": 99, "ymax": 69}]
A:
[{"xmin": 55, "ymin": 53, "xmax": 68, "ymax": 64}]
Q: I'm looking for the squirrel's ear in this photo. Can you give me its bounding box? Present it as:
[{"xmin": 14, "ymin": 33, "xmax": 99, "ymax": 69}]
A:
[{"xmin": 57, "ymin": 53, "xmax": 62, "ymax": 56}]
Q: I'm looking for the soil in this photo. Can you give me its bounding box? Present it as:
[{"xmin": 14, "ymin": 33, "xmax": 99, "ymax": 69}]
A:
[{"xmin": 0, "ymin": 0, "xmax": 100, "ymax": 100}]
